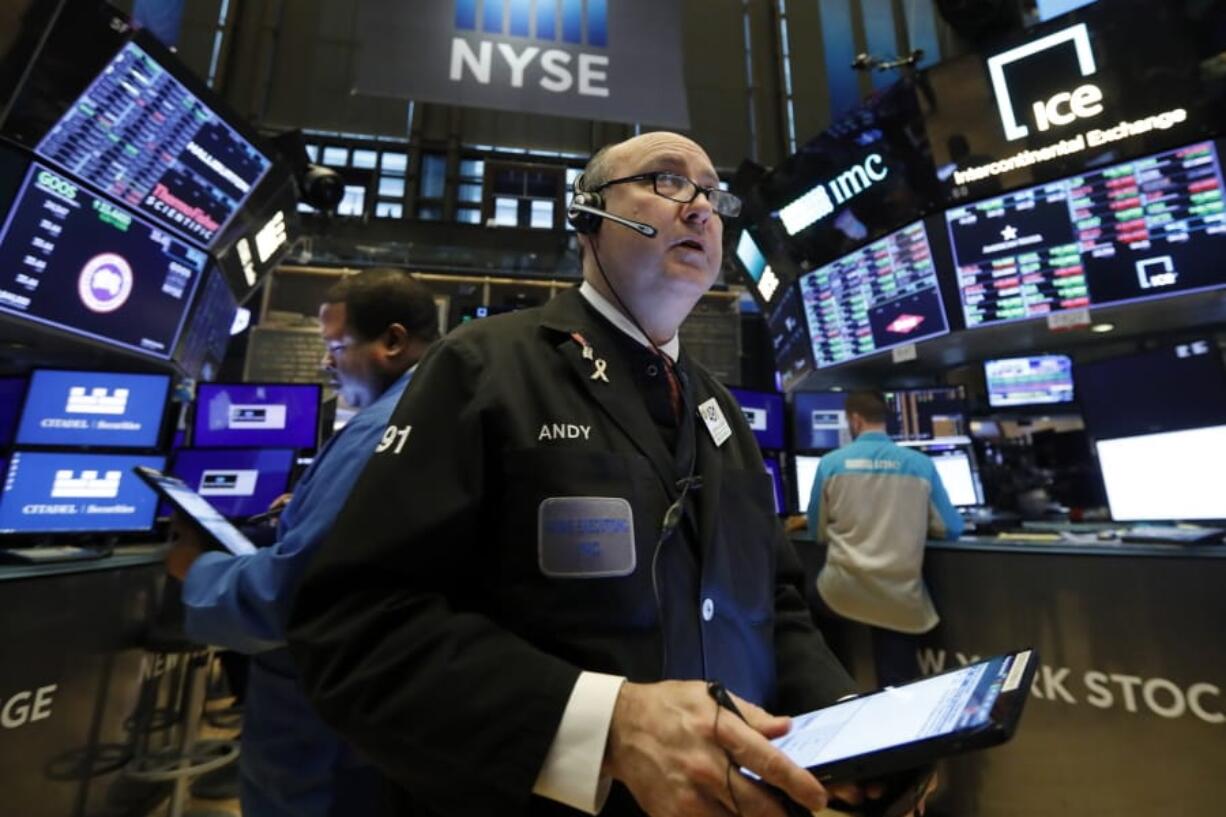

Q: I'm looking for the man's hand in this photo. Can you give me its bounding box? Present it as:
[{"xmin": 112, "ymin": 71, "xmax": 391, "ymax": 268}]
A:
[
  {"xmin": 267, "ymin": 493, "xmax": 293, "ymax": 514},
  {"xmin": 604, "ymin": 680, "xmax": 829, "ymax": 817},
  {"xmin": 822, "ymin": 769, "xmax": 939, "ymax": 816},
  {"xmin": 164, "ymin": 514, "xmax": 208, "ymax": 581}
]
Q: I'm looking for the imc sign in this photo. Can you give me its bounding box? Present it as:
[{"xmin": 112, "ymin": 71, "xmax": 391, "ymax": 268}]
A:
[{"xmin": 354, "ymin": 0, "xmax": 690, "ymax": 127}]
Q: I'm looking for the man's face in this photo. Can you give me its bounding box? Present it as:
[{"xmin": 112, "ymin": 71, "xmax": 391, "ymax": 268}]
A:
[
  {"xmin": 319, "ymin": 302, "xmax": 382, "ymax": 409},
  {"xmin": 588, "ymin": 133, "xmax": 725, "ymax": 304}
]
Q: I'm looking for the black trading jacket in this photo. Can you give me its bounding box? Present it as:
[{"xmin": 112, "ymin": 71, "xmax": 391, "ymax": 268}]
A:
[{"xmin": 288, "ymin": 287, "xmax": 855, "ymax": 817}]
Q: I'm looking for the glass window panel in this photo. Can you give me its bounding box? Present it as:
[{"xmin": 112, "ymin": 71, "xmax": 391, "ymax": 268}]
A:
[
  {"xmin": 417, "ymin": 204, "xmax": 443, "ymax": 221},
  {"xmin": 382, "ymin": 152, "xmax": 408, "ymax": 173},
  {"xmin": 420, "ymin": 153, "xmax": 447, "ymax": 199},
  {"xmin": 352, "ymin": 149, "xmax": 378, "ymax": 169},
  {"xmin": 337, "ymin": 185, "xmax": 366, "ymax": 216},
  {"xmin": 322, "ymin": 146, "xmax": 349, "ymax": 167},
  {"xmin": 378, "ymin": 176, "xmax": 406, "ymax": 198},
  {"xmin": 455, "ymin": 207, "xmax": 482, "ymax": 224},
  {"xmin": 459, "ymin": 159, "xmax": 485, "ymax": 179},
  {"xmin": 530, "ymin": 199, "xmax": 555, "ymax": 229},
  {"xmin": 494, "ymin": 197, "xmax": 519, "ymax": 227},
  {"xmin": 375, "ymin": 201, "xmax": 404, "ymax": 218},
  {"xmin": 458, "ymin": 183, "xmax": 483, "ymax": 204}
]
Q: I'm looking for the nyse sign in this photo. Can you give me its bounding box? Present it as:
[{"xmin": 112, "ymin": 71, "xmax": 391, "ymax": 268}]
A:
[{"xmin": 356, "ymin": 0, "xmax": 689, "ymax": 128}]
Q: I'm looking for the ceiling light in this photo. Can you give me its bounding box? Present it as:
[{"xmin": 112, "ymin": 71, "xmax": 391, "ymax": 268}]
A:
[{"xmin": 1090, "ymin": 323, "xmax": 1115, "ymax": 333}]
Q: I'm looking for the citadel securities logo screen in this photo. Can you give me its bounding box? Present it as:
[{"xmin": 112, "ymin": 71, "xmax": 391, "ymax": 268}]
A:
[
  {"xmin": 353, "ymin": 0, "xmax": 689, "ymax": 127},
  {"xmin": 15, "ymin": 370, "xmax": 170, "ymax": 449}
]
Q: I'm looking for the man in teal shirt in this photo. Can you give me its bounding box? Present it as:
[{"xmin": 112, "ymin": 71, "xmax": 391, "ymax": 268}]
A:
[
  {"xmin": 165, "ymin": 268, "xmax": 438, "ymax": 817},
  {"xmin": 807, "ymin": 389, "xmax": 964, "ymax": 686}
]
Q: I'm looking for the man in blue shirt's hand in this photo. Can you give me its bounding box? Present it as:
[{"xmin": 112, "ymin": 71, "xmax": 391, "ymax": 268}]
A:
[
  {"xmin": 807, "ymin": 390, "xmax": 965, "ymax": 687},
  {"xmin": 164, "ymin": 267, "xmax": 439, "ymax": 817}
]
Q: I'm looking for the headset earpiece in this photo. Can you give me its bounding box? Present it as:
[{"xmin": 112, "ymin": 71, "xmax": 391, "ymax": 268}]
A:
[{"xmin": 568, "ymin": 174, "xmax": 604, "ymax": 235}]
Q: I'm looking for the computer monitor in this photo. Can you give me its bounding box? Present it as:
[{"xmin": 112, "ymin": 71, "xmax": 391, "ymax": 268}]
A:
[
  {"xmin": 885, "ymin": 387, "xmax": 967, "ymax": 441},
  {"xmin": 15, "ymin": 370, "xmax": 170, "ymax": 449},
  {"xmin": 28, "ymin": 38, "xmax": 271, "ymax": 248},
  {"xmin": 192, "ymin": 383, "xmax": 321, "ymax": 449},
  {"xmin": 985, "ymin": 355, "xmax": 1075, "ymax": 408},
  {"xmin": 0, "ymin": 161, "xmax": 210, "ymax": 359},
  {"xmin": 793, "ymin": 454, "xmax": 823, "ymax": 516},
  {"xmin": 925, "ymin": 447, "xmax": 983, "ymax": 507},
  {"xmin": 1096, "ymin": 425, "xmax": 1226, "ymax": 521},
  {"xmin": 0, "ymin": 451, "xmax": 164, "ymax": 533},
  {"xmin": 792, "ymin": 392, "xmax": 849, "ymax": 451},
  {"xmin": 168, "ymin": 448, "xmax": 296, "ymax": 519},
  {"xmin": 173, "ymin": 267, "xmax": 239, "ymax": 381},
  {"xmin": 763, "ymin": 455, "xmax": 786, "ymax": 515},
  {"xmin": 1076, "ymin": 339, "xmax": 1226, "ymax": 440},
  {"xmin": 0, "ymin": 376, "xmax": 26, "ymax": 447},
  {"xmin": 798, "ymin": 220, "xmax": 951, "ymax": 369},
  {"xmin": 727, "ymin": 388, "xmax": 785, "ymax": 450}
]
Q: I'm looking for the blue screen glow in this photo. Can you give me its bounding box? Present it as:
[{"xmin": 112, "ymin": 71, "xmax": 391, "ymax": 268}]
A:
[
  {"xmin": 0, "ymin": 451, "xmax": 165, "ymax": 533},
  {"xmin": 16, "ymin": 370, "xmax": 170, "ymax": 448},
  {"xmin": 728, "ymin": 388, "xmax": 786, "ymax": 450},
  {"xmin": 193, "ymin": 383, "xmax": 320, "ymax": 449},
  {"xmin": 168, "ymin": 448, "xmax": 295, "ymax": 518}
]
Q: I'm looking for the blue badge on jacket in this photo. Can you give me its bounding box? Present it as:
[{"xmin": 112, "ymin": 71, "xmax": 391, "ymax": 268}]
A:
[{"xmin": 538, "ymin": 497, "xmax": 636, "ymax": 578}]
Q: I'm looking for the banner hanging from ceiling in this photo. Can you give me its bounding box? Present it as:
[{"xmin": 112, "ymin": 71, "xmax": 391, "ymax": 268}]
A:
[{"xmin": 354, "ymin": 0, "xmax": 690, "ymax": 128}]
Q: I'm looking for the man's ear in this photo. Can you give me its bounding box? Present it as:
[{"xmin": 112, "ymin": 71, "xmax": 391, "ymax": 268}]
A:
[{"xmin": 382, "ymin": 323, "xmax": 410, "ymax": 357}]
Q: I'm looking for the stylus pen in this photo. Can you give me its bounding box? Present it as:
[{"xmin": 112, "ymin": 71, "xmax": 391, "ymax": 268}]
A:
[
  {"xmin": 244, "ymin": 507, "xmax": 285, "ymax": 525},
  {"xmin": 707, "ymin": 680, "xmax": 748, "ymax": 723}
]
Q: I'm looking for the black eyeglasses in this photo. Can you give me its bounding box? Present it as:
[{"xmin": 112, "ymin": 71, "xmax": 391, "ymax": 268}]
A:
[{"xmin": 596, "ymin": 172, "xmax": 742, "ymax": 218}]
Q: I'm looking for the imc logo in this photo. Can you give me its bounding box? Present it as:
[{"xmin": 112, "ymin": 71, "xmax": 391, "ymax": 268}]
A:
[
  {"xmin": 778, "ymin": 155, "xmax": 888, "ymax": 235},
  {"xmin": 66, "ymin": 387, "xmax": 129, "ymax": 415},
  {"xmin": 987, "ymin": 23, "xmax": 1104, "ymax": 142},
  {"xmin": 50, "ymin": 470, "xmax": 122, "ymax": 499},
  {"xmin": 451, "ymin": 0, "xmax": 610, "ymax": 97}
]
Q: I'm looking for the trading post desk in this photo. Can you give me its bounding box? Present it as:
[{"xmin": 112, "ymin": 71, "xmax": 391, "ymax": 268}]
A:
[
  {"xmin": 791, "ymin": 533, "xmax": 1226, "ymax": 817},
  {"xmin": 0, "ymin": 546, "xmax": 168, "ymax": 817}
]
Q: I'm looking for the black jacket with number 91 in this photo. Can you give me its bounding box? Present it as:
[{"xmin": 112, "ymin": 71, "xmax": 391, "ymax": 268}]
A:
[{"xmin": 287, "ymin": 286, "xmax": 855, "ymax": 817}]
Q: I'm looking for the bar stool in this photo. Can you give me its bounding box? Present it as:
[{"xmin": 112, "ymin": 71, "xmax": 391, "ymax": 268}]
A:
[{"xmin": 123, "ymin": 630, "xmax": 239, "ymax": 817}]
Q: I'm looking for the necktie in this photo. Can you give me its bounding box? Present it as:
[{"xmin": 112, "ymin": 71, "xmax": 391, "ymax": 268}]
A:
[{"xmin": 655, "ymin": 350, "xmax": 684, "ymax": 425}]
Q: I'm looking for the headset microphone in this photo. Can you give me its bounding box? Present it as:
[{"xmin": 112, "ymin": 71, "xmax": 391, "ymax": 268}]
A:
[{"xmin": 567, "ymin": 202, "xmax": 658, "ymax": 237}]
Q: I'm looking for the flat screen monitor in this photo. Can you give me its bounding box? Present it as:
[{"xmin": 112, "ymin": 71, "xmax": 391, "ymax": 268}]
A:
[
  {"xmin": 0, "ymin": 376, "xmax": 26, "ymax": 447},
  {"xmin": 765, "ymin": 282, "xmax": 814, "ymax": 391},
  {"xmin": 763, "ymin": 455, "xmax": 786, "ymax": 515},
  {"xmin": 885, "ymin": 387, "xmax": 967, "ymax": 441},
  {"xmin": 792, "ymin": 392, "xmax": 849, "ymax": 451},
  {"xmin": 0, "ymin": 162, "xmax": 209, "ymax": 359},
  {"xmin": 173, "ymin": 266, "xmax": 238, "ymax": 381},
  {"xmin": 1097, "ymin": 425, "xmax": 1226, "ymax": 521},
  {"xmin": 925, "ymin": 448, "xmax": 983, "ymax": 507},
  {"xmin": 168, "ymin": 448, "xmax": 295, "ymax": 519},
  {"xmin": 728, "ymin": 388, "xmax": 785, "ymax": 450},
  {"xmin": 799, "ymin": 220, "xmax": 950, "ymax": 369},
  {"xmin": 30, "ymin": 39, "xmax": 271, "ymax": 248},
  {"xmin": 15, "ymin": 369, "xmax": 170, "ymax": 449},
  {"xmin": 1076, "ymin": 339, "xmax": 1226, "ymax": 439},
  {"xmin": 0, "ymin": 450, "xmax": 164, "ymax": 533},
  {"xmin": 985, "ymin": 355, "xmax": 1075, "ymax": 408},
  {"xmin": 793, "ymin": 454, "xmax": 822, "ymax": 516},
  {"xmin": 192, "ymin": 383, "xmax": 321, "ymax": 449},
  {"xmin": 946, "ymin": 141, "xmax": 1226, "ymax": 330}
]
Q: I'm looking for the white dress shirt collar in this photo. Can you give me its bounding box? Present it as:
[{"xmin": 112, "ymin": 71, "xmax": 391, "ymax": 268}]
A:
[{"xmin": 578, "ymin": 281, "xmax": 680, "ymax": 363}]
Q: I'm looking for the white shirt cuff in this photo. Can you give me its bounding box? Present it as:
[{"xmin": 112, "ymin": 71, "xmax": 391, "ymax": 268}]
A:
[{"xmin": 532, "ymin": 671, "xmax": 626, "ymax": 814}]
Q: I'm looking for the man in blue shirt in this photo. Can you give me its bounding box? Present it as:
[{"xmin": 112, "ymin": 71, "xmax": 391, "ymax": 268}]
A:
[
  {"xmin": 164, "ymin": 267, "xmax": 439, "ymax": 817},
  {"xmin": 807, "ymin": 390, "xmax": 964, "ymax": 687}
]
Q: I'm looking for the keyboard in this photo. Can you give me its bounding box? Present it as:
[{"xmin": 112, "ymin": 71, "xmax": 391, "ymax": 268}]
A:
[{"xmin": 1120, "ymin": 526, "xmax": 1226, "ymax": 545}]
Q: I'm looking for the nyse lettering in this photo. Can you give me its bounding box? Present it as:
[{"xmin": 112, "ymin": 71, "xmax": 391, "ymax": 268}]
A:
[
  {"xmin": 1, "ymin": 684, "xmax": 57, "ymax": 729},
  {"xmin": 450, "ymin": 38, "xmax": 609, "ymax": 98},
  {"xmin": 918, "ymin": 648, "xmax": 1223, "ymax": 725}
]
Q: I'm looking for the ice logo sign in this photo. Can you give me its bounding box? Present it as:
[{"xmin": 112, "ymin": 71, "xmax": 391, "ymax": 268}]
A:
[
  {"xmin": 65, "ymin": 387, "xmax": 130, "ymax": 415},
  {"xmin": 50, "ymin": 470, "xmax": 122, "ymax": 499},
  {"xmin": 77, "ymin": 253, "xmax": 133, "ymax": 313},
  {"xmin": 987, "ymin": 23, "xmax": 1103, "ymax": 142}
]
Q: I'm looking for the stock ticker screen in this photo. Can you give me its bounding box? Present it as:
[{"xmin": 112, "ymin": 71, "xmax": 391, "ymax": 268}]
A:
[
  {"xmin": 34, "ymin": 41, "xmax": 270, "ymax": 247},
  {"xmin": 0, "ymin": 163, "xmax": 208, "ymax": 358},
  {"xmin": 799, "ymin": 220, "xmax": 950, "ymax": 369},
  {"xmin": 948, "ymin": 141, "xmax": 1226, "ymax": 328}
]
